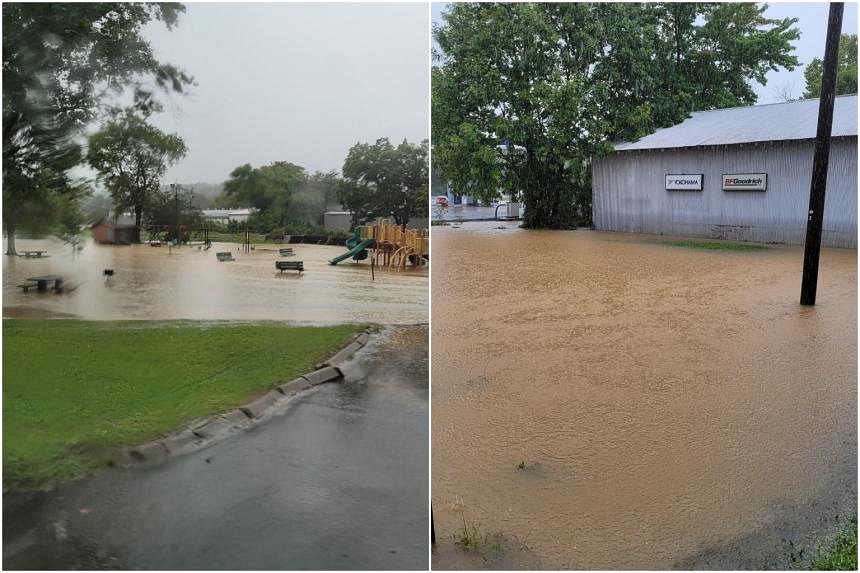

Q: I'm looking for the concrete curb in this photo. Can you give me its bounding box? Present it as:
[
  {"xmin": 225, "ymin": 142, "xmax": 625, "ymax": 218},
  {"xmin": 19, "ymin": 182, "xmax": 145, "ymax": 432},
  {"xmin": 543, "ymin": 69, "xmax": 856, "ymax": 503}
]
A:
[
  {"xmin": 192, "ymin": 409, "xmax": 250, "ymax": 439},
  {"xmin": 240, "ymin": 390, "xmax": 283, "ymax": 419},
  {"xmin": 320, "ymin": 328, "xmax": 374, "ymax": 368},
  {"xmin": 112, "ymin": 328, "xmax": 375, "ymax": 468},
  {"xmin": 302, "ymin": 366, "xmax": 343, "ymax": 386},
  {"xmin": 325, "ymin": 342, "xmax": 363, "ymax": 366},
  {"xmin": 277, "ymin": 377, "xmax": 312, "ymax": 396}
]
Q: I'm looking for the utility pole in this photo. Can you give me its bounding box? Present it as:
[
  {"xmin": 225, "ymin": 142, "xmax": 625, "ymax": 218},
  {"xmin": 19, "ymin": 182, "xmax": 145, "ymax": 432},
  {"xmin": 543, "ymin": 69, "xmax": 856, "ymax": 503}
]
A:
[
  {"xmin": 171, "ymin": 183, "xmax": 178, "ymax": 242},
  {"xmin": 800, "ymin": 2, "xmax": 843, "ymax": 306}
]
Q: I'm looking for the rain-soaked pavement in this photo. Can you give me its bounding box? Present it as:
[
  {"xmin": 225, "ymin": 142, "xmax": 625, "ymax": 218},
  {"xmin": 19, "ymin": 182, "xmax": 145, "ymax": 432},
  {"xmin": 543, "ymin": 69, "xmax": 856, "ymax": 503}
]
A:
[
  {"xmin": 3, "ymin": 237, "xmax": 426, "ymax": 324},
  {"xmin": 4, "ymin": 326, "xmax": 428, "ymax": 570},
  {"xmin": 432, "ymin": 222, "xmax": 856, "ymax": 570}
]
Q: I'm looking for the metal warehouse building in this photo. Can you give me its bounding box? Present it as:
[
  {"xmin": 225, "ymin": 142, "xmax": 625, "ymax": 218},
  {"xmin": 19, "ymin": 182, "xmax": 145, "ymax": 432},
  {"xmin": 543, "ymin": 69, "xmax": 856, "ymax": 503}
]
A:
[{"xmin": 592, "ymin": 95, "xmax": 858, "ymax": 248}]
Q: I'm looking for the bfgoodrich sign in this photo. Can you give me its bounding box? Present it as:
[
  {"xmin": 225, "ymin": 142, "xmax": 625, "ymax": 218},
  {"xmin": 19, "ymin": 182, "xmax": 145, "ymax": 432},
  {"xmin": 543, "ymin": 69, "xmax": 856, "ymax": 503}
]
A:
[
  {"xmin": 665, "ymin": 174, "xmax": 703, "ymax": 191},
  {"xmin": 723, "ymin": 173, "xmax": 767, "ymax": 191}
]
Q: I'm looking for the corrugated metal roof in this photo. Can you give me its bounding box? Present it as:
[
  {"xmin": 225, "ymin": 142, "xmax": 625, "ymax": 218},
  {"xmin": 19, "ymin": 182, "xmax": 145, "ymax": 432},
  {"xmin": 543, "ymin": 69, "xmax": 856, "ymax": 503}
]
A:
[
  {"xmin": 201, "ymin": 208, "xmax": 256, "ymax": 218},
  {"xmin": 614, "ymin": 94, "xmax": 858, "ymax": 151}
]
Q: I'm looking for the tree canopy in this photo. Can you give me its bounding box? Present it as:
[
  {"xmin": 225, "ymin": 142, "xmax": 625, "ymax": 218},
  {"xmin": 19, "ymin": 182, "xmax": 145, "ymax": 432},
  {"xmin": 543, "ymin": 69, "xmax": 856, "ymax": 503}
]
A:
[
  {"xmin": 2, "ymin": 3, "xmax": 191, "ymax": 252},
  {"xmin": 432, "ymin": 2, "xmax": 800, "ymax": 228},
  {"xmin": 803, "ymin": 34, "xmax": 858, "ymax": 99},
  {"xmin": 213, "ymin": 141, "xmax": 429, "ymax": 235},
  {"xmin": 339, "ymin": 138, "xmax": 429, "ymax": 227},
  {"xmin": 88, "ymin": 114, "xmax": 187, "ymax": 242},
  {"xmin": 219, "ymin": 161, "xmax": 307, "ymax": 230}
]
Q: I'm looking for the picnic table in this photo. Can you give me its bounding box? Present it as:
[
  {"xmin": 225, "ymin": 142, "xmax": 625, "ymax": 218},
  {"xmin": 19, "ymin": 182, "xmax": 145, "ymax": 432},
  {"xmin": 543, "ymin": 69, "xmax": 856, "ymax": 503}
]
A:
[
  {"xmin": 24, "ymin": 275, "xmax": 64, "ymax": 292},
  {"xmin": 21, "ymin": 250, "xmax": 48, "ymax": 258}
]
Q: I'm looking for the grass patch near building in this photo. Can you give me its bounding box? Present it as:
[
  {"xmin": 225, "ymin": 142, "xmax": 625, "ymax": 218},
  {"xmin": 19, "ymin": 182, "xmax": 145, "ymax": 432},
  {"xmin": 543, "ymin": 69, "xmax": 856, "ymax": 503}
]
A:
[
  {"xmin": 3, "ymin": 319, "xmax": 362, "ymax": 490},
  {"xmin": 809, "ymin": 516, "xmax": 857, "ymax": 570},
  {"xmin": 666, "ymin": 239, "xmax": 770, "ymax": 251}
]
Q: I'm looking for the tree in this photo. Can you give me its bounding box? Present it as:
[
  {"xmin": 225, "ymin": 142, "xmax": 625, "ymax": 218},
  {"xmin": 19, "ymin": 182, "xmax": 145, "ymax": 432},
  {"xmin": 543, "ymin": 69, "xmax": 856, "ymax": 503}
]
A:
[
  {"xmin": 339, "ymin": 138, "xmax": 429, "ymax": 227},
  {"xmin": 773, "ymin": 81, "xmax": 799, "ymax": 102},
  {"xmin": 286, "ymin": 171, "xmax": 342, "ymax": 228},
  {"xmin": 219, "ymin": 161, "xmax": 307, "ymax": 231},
  {"xmin": 432, "ymin": 2, "xmax": 799, "ymax": 228},
  {"xmin": 145, "ymin": 184, "xmax": 203, "ymax": 241},
  {"xmin": 2, "ymin": 3, "xmax": 191, "ymax": 254},
  {"xmin": 88, "ymin": 114, "xmax": 187, "ymax": 243},
  {"xmin": 803, "ymin": 34, "xmax": 858, "ymax": 98},
  {"xmin": 81, "ymin": 193, "xmax": 114, "ymax": 223}
]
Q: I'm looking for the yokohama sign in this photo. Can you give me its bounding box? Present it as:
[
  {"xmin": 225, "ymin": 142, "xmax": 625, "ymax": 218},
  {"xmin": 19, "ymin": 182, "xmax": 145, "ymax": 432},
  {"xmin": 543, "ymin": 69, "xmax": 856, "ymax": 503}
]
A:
[
  {"xmin": 723, "ymin": 173, "xmax": 767, "ymax": 191},
  {"xmin": 665, "ymin": 174, "xmax": 703, "ymax": 191}
]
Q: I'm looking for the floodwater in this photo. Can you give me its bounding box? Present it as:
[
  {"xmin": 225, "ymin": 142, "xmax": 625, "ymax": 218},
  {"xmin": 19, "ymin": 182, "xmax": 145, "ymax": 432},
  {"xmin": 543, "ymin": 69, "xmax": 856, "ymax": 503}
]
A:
[
  {"xmin": 4, "ymin": 326, "xmax": 428, "ymax": 570},
  {"xmin": 431, "ymin": 222, "xmax": 857, "ymax": 569},
  {"xmin": 3, "ymin": 237, "xmax": 427, "ymax": 325}
]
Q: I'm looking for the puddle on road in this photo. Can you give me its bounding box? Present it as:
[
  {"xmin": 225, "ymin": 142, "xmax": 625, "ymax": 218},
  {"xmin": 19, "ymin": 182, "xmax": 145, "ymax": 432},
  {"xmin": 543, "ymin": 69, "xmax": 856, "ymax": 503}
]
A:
[
  {"xmin": 432, "ymin": 225, "xmax": 856, "ymax": 569},
  {"xmin": 3, "ymin": 238, "xmax": 427, "ymax": 325}
]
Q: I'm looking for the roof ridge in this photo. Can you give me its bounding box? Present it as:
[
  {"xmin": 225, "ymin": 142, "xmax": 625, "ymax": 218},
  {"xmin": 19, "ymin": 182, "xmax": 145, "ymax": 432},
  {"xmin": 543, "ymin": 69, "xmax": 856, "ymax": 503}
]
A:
[
  {"xmin": 613, "ymin": 95, "xmax": 857, "ymax": 151},
  {"xmin": 690, "ymin": 93, "xmax": 858, "ymax": 116}
]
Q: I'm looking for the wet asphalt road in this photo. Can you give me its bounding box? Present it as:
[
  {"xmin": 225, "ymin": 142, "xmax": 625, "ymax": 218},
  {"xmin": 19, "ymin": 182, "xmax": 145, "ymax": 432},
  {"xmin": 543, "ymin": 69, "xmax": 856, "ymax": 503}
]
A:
[{"xmin": 3, "ymin": 326, "xmax": 428, "ymax": 570}]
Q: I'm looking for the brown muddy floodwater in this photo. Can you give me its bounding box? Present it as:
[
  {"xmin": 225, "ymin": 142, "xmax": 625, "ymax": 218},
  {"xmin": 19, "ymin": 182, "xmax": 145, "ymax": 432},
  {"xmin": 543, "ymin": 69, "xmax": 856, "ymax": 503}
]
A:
[
  {"xmin": 3, "ymin": 238, "xmax": 427, "ymax": 325},
  {"xmin": 432, "ymin": 222, "xmax": 856, "ymax": 570}
]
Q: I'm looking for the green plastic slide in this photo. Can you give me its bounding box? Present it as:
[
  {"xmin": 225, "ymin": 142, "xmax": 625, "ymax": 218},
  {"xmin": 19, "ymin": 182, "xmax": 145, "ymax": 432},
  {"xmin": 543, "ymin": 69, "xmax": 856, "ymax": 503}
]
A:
[{"xmin": 329, "ymin": 236, "xmax": 376, "ymax": 265}]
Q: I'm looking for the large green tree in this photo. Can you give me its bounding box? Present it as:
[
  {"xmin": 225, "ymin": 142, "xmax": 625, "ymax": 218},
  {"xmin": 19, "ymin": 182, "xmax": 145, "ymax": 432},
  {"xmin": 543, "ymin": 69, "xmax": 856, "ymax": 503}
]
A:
[
  {"xmin": 432, "ymin": 2, "xmax": 799, "ymax": 228},
  {"xmin": 219, "ymin": 161, "xmax": 307, "ymax": 230},
  {"xmin": 88, "ymin": 114, "xmax": 187, "ymax": 243},
  {"xmin": 803, "ymin": 34, "xmax": 858, "ymax": 98},
  {"xmin": 2, "ymin": 3, "xmax": 191, "ymax": 254},
  {"xmin": 145, "ymin": 184, "xmax": 203, "ymax": 241},
  {"xmin": 285, "ymin": 171, "xmax": 341, "ymax": 229},
  {"xmin": 339, "ymin": 138, "xmax": 429, "ymax": 227}
]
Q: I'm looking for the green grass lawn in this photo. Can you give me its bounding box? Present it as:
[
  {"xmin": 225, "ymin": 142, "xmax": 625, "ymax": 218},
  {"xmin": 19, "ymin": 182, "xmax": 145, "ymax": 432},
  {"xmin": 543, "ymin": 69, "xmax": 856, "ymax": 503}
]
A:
[
  {"xmin": 3, "ymin": 319, "xmax": 362, "ymax": 489},
  {"xmin": 666, "ymin": 239, "xmax": 770, "ymax": 251},
  {"xmin": 810, "ymin": 516, "xmax": 858, "ymax": 570}
]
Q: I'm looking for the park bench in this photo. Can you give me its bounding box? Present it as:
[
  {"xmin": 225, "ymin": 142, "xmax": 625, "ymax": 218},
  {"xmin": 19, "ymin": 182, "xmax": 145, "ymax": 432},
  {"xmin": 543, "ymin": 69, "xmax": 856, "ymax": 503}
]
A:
[
  {"xmin": 279, "ymin": 248, "xmax": 295, "ymax": 257},
  {"xmin": 216, "ymin": 252, "xmax": 234, "ymax": 262},
  {"xmin": 21, "ymin": 250, "xmax": 48, "ymax": 258},
  {"xmin": 276, "ymin": 260, "xmax": 304, "ymax": 273}
]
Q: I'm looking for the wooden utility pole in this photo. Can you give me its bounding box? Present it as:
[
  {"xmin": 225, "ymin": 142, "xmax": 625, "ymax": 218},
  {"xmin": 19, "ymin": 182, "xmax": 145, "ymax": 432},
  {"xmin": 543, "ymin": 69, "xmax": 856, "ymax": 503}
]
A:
[{"xmin": 800, "ymin": 2, "xmax": 844, "ymax": 306}]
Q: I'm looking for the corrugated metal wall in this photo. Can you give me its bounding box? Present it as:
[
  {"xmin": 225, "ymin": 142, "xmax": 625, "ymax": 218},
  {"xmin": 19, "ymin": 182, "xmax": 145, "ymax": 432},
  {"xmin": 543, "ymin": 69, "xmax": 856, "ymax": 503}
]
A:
[{"xmin": 592, "ymin": 137, "xmax": 857, "ymax": 248}]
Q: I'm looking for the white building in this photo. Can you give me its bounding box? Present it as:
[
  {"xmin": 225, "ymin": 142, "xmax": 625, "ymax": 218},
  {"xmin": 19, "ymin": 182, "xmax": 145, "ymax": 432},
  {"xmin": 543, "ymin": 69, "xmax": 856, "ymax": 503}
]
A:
[
  {"xmin": 324, "ymin": 211, "xmax": 353, "ymax": 231},
  {"xmin": 324, "ymin": 211, "xmax": 429, "ymax": 231},
  {"xmin": 592, "ymin": 95, "xmax": 858, "ymax": 248},
  {"xmin": 200, "ymin": 208, "xmax": 257, "ymax": 225}
]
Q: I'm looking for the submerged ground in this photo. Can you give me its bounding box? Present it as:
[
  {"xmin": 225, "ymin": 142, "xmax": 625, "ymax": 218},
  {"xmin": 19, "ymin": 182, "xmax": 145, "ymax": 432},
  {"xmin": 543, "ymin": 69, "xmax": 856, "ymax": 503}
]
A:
[
  {"xmin": 3, "ymin": 237, "xmax": 427, "ymax": 324},
  {"xmin": 431, "ymin": 222, "xmax": 857, "ymax": 570}
]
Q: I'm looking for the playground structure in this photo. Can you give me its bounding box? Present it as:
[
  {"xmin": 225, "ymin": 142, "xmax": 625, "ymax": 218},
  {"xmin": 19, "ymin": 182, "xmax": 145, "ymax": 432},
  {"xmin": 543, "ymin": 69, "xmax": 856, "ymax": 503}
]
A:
[{"xmin": 329, "ymin": 219, "xmax": 429, "ymax": 269}]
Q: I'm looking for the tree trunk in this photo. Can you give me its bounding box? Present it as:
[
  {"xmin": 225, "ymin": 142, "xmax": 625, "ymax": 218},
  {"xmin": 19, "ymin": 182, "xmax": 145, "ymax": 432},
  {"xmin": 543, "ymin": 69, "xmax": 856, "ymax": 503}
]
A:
[
  {"xmin": 521, "ymin": 159, "xmax": 574, "ymax": 229},
  {"xmin": 5, "ymin": 221, "xmax": 17, "ymax": 256},
  {"xmin": 133, "ymin": 207, "xmax": 142, "ymax": 243}
]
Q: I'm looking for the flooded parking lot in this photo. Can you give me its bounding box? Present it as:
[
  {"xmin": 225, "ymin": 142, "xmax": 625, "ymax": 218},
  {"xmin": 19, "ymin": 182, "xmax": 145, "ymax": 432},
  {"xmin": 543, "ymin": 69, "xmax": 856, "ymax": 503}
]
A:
[
  {"xmin": 3, "ymin": 238, "xmax": 427, "ymax": 325},
  {"xmin": 432, "ymin": 222, "xmax": 856, "ymax": 569}
]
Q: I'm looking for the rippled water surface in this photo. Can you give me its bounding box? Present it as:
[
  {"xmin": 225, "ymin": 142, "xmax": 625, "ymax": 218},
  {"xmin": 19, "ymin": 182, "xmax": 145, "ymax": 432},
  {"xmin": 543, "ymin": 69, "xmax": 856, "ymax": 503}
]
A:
[
  {"xmin": 432, "ymin": 223, "xmax": 856, "ymax": 569},
  {"xmin": 3, "ymin": 238, "xmax": 427, "ymax": 325}
]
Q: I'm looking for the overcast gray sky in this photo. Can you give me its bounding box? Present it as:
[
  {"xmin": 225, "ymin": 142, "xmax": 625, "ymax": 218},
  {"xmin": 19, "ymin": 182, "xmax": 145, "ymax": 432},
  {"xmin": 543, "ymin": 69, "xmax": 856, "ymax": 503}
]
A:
[
  {"xmin": 144, "ymin": 3, "xmax": 429, "ymax": 184},
  {"xmin": 432, "ymin": 2, "xmax": 858, "ymax": 104}
]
